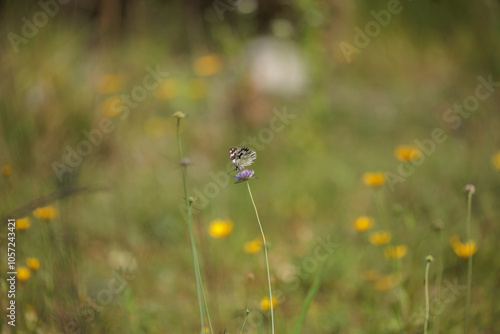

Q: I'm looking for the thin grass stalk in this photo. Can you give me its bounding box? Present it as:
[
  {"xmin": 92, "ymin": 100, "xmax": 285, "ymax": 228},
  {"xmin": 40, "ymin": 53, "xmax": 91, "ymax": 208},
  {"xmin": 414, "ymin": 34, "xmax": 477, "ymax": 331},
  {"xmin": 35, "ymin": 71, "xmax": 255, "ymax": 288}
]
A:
[
  {"xmin": 176, "ymin": 117, "xmax": 213, "ymax": 334},
  {"xmin": 293, "ymin": 255, "xmax": 330, "ymax": 334},
  {"xmin": 246, "ymin": 182, "xmax": 274, "ymax": 334},
  {"xmin": 464, "ymin": 188, "xmax": 474, "ymax": 334}
]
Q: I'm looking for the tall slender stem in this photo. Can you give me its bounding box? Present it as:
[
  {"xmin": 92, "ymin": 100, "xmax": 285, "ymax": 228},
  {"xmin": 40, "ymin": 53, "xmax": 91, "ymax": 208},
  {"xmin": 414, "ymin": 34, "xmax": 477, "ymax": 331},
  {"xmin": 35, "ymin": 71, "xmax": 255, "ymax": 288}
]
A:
[
  {"xmin": 424, "ymin": 257, "xmax": 432, "ymax": 334},
  {"xmin": 293, "ymin": 255, "xmax": 330, "ymax": 334},
  {"xmin": 246, "ymin": 182, "xmax": 274, "ymax": 334},
  {"xmin": 176, "ymin": 118, "xmax": 212, "ymax": 334},
  {"xmin": 434, "ymin": 229, "xmax": 443, "ymax": 334},
  {"xmin": 464, "ymin": 190, "xmax": 473, "ymax": 334}
]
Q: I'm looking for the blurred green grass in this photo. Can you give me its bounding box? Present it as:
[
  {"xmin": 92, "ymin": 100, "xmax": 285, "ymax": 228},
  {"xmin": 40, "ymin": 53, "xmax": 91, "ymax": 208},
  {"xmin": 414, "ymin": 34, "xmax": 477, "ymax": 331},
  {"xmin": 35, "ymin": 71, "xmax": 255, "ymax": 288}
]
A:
[{"xmin": 1, "ymin": 0, "xmax": 500, "ymax": 333}]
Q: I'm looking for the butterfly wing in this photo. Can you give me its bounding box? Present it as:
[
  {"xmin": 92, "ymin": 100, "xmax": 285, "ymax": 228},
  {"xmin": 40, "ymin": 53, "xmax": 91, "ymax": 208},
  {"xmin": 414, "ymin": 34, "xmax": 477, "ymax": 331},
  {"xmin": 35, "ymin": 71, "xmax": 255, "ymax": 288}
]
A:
[{"xmin": 229, "ymin": 146, "xmax": 257, "ymax": 171}]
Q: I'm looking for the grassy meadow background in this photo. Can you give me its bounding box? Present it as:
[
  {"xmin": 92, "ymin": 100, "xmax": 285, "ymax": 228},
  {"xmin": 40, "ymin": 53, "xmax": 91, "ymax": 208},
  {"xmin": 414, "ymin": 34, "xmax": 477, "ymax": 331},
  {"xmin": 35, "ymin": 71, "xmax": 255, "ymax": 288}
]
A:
[{"xmin": 1, "ymin": 0, "xmax": 500, "ymax": 333}]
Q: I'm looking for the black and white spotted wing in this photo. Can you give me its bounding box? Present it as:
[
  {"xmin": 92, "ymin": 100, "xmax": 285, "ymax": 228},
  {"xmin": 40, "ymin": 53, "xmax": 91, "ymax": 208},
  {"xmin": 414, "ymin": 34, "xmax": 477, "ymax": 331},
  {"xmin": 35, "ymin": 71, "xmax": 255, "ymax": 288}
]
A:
[{"xmin": 229, "ymin": 146, "xmax": 257, "ymax": 171}]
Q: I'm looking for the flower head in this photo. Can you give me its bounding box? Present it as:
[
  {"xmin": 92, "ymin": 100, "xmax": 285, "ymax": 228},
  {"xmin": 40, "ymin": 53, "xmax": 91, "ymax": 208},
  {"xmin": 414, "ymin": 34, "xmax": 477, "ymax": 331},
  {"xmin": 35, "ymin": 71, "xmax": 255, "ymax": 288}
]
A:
[
  {"xmin": 193, "ymin": 54, "xmax": 222, "ymax": 77},
  {"xmin": 26, "ymin": 257, "xmax": 40, "ymax": 271},
  {"xmin": 260, "ymin": 296, "xmax": 278, "ymax": 310},
  {"xmin": 373, "ymin": 273, "xmax": 402, "ymax": 291},
  {"xmin": 464, "ymin": 184, "xmax": 476, "ymax": 195},
  {"xmin": 16, "ymin": 217, "xmax": 31, "ymax": 230},
  {"xmin": 208, "ymin": 219, "xmax": 234, "ymax": 238},
  {"xmin": 235, "ymin": 169, "xmax": 255, "ymax": 183},
  {"xmin": 244, "ymin": 238, "xmax": 263, "ymax": 254},
  {"xmin": 17, "ymin": 267, "xmax": 31, "ymax": 282},
  {"xmin": 351, "ymin": 216, "xmax": 374, "ymax": 232},
  {"xmin": 33, "ymin": 206, "xmax": 58, "ymax": 221},
  {"xmin": 97, "ymin": 74, "xmax": 125, "ymax": 94},
  {"xmin": 492, "ymin": 151, "xmax": 500, "ymax": 170},
  {"xmin": 369, "ymin": 231, "xmax": 392, "ymax": 245},
  {"xmin": 394, "ymin": 145, "xmax": 422, "ymax": 162},
  {"xmin": 362, "ymin": 172, "xmax": 386, "ymax": 187},
  {"xmin": 2, "ymin": 164, "xmax": 12, "ymax": 176},
  {"xmin": 450, "ymin": 235, "xmax": 477, "ymax": 258},
  {"xmin": 384, "ymin": 245, "xmax": 408, "ymax": 259}
]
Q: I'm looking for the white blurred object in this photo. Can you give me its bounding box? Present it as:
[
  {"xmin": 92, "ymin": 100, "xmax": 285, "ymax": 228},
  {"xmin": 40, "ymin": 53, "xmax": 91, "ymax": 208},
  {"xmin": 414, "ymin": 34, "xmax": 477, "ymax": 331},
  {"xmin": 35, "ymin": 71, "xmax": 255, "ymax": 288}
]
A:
[
  {"xmin": 245, "ymin": 37, "xmax": 308, "ymax": 97},
  {"xmin": 107, "ymin": 249, "xmax": 138, "ymax": 272}
]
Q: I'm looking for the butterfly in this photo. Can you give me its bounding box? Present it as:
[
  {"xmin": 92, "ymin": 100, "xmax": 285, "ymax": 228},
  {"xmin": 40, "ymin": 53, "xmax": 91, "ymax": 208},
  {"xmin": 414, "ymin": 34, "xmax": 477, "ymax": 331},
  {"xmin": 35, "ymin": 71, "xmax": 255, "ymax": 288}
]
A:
[{"xmin": 229, "ymin": 146, "xmax": 257, "ymax": 172}]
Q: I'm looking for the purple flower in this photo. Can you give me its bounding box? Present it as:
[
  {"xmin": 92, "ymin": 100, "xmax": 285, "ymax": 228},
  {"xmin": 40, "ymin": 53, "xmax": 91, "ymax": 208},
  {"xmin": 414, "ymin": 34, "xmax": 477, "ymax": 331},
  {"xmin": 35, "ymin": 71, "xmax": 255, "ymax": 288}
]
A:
[{"xmin": 235, "ymin": 169, "xmax": 255, "ymax": 183}]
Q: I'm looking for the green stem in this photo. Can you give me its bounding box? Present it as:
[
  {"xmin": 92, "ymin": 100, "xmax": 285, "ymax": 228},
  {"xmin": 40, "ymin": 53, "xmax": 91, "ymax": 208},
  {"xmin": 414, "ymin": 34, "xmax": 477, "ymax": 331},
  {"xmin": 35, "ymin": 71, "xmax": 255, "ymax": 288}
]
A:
[
  {"xmin": 424, "ymin": 260, "xmax": 431, "ymax": 334},
  {"xmin": 374, "ymin": 190, "xmax": 402, "ymax": 333},
  {"xmin": 246, "ymin": 182, "xmax": 274, "ymax": 334},
  {"xmin": 176, "ymin": 118, "xmax": 213, "ymax": 334},
  {"xmin": 293, "ymin": 255, "xmax": 330, "ymax": 334},
  {"xmin": 434, "ymin": 230, "xmax": 443, "ymax": 334},
  {"xmin": 239, "ymin": 308, "xmax": 252, "ymax": 334},
  {"xmin": 464, "ymin": 191, "xmax": 473, "ymax": 334}
]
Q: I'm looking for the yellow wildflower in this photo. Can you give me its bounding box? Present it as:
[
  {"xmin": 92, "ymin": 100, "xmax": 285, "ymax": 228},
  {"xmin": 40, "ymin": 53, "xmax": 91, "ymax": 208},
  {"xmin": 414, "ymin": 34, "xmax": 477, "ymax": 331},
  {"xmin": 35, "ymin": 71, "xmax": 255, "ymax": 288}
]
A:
[
  {"xmin": 374, "ymin": 273, "xmax": 402, "ymax": 291},
  {"xmin": 394, "ymin": 145, "xmax": 422, "ymax": 162},
  {"xmin": 33, "ymin": 206, "xmax": 58, "ymax": 221},
  {"xmin": 2, "ymin": 164, "xmax": 12, "ymax": 176},
  {"xmin": 369, "ymin": 231, "xmax": 392, "ymax": 246},
  {"xmin": 99, "ymin": 96, "xmax": 122, "ymax": 118},
  {"xmin": 26, "ymin": 258, "xmax": 40, "ymax": 271},
  {"xmin": 16, "ymin": 217, "xmax": 31, "ymax": 230},
  {"xmin": 154, "ymin": 78, "xmax": 178, "ymax": 100},
  {"xmin": 492, "ymin": 151, "xmax": 500, "ymax": 170},
  {"xmin": 351, "ymin": 216, "xmax": 374, "ymax": 232},
  {"xmin": 260, "ymin": 296, "xmax": 278, "ymax": 310},
  {"xmin": 193, "ymin": 54, "xmax": 222, "ymax": 77},
  {"xmin": 98, "ymin": 74, "xmax": 125, "ymax": 94},
  {"xmin": 384, "ymin": 245, "xmax": 408, "ymax": 259},
  {"xmin": 17, "ymin": 267, "xmax": 31, "ymax": 282},
  {"xmin": 187, "ymin": 78, "xmax": 207, "ymax": 99},
  {"xmin": 244, "ymin": 238, "xmax": 263, "ymax": 254},
  {"xmin": 362, "ymin": 172, "xmax": 386, "ymax": 187},
  {"xmin": 208, "ymin": 219, "xmax": 234, "ymax": 238},
  {"xmin": 450, "ymin": 235, "xmax": 477, "ymax": 258}
]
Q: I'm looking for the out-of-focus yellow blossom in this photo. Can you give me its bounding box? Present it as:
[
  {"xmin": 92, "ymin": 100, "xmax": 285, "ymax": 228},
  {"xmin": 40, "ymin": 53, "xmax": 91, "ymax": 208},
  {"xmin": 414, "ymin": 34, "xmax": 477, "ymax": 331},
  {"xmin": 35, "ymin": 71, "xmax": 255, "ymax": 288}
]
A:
[
  {"xmin": 369, "ymin": 231, "xmax": 392, "ymax": 246},
  {"xmin": 394, "ymin": 145, "xmax": 422, "ymax": 162},
  {"xmin": 187, "ymin": 78, "xmax": 207, "ymax": 99},
  {"xmin": 208, "ymin": 219, "xmax": 234, "ymax": 238},
  {"xmin": 362, "ymin": 172, "xmax": 386, "ymax": 187},
  {"xmin": 154, "ymin": 79, "xmax": 178, "ymax": 100},
  {"xmin": 492, "ymin": 151, "xmax": 500, "ymax": 170},
  {"xmin": 2, "ymin": 164, "xmax": 12, "ymax": 176},
  {"xmin": 16, "ymin": 217, "xmax": 31, "ymax": 230},
  {"xmin": 374, "ymin": 273, "xmax": 402, "ymax": 291},
  {"xmin": 193, "ymin": 54, "xmax": 222, "ymax": 77},
  {"xmin": 384, "ymin": 245, "xmax": 408, "ymax": 259},
  {"xmin": 33, "ymin": 206, "xmax": 58, "ymax": 221},
  {"xmin": 99, "ymin": 96, "xmax": 122, "ymax": 118},
  {"xmin": 244, "ymin": 238, "xmax": 263, "ymax": 254},
  {"xmin": 351, "ymin": 216, "xmax": 374, "ymax": 232},
  {"xmin": 450, "ymin": 235, "xmax": 477, "ymax": 258},
  {"xmin": 98, "ymin": 74, "xmax": 125, "ymax": 94},
  {"xmin": 17, "ymin": 267, "xmax": 31, "ymax": 282},
  {"xmin": 26, "ymin": 257, "xmax": 40, "ymax": 271},
  {"xmin": 260, "ymin": 296, "xmax": 278, "ymax": 310}
]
